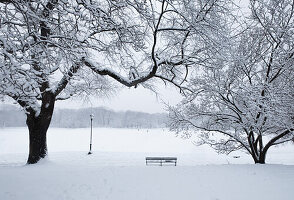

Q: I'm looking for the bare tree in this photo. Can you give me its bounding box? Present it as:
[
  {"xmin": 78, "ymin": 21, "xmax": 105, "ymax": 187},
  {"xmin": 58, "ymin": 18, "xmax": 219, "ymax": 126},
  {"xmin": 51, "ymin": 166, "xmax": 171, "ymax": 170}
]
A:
[
  {"xmin": 0, "ymin": 0, "xmax": 228, "ymax": 164},
  {"xmin": 168, "ymin": 0, "xmax": 294, "ymax": 164}
]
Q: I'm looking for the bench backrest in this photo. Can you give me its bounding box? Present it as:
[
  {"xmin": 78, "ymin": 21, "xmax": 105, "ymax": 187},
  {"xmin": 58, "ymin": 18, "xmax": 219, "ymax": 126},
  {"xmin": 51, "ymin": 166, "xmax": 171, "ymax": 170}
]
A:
[{"xmin": 146, "ymin": 157, "xmax": 177, "ymax": 160}]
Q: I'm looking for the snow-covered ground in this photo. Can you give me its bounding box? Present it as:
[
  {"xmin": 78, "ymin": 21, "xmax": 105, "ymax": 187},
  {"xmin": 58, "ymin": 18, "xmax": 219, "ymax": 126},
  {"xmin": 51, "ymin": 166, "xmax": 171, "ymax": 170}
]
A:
[{"xmin": 0, "ymin": 127, "xmax": 294, "ymax": 200}]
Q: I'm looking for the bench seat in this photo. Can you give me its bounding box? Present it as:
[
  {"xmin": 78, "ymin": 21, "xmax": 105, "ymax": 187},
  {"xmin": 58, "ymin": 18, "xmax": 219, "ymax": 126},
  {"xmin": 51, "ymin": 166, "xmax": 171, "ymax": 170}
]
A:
[{"xmin": 145, "ymin": 157, "xmax": 177, "ymax": 166}]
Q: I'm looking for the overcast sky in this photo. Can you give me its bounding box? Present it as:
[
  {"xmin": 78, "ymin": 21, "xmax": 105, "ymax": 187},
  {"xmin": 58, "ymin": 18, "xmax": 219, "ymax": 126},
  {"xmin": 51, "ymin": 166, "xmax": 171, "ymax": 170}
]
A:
[{"xmin": 55, "ymin": 84, "xmax": 183, "ymax": 113}]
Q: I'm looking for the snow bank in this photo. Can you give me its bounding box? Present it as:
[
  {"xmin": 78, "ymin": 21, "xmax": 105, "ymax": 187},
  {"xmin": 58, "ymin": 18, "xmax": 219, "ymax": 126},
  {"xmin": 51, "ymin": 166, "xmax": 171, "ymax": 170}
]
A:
[
  {"xmin": 0, "ymin": 128, "xmax": 294, "ymax": 200},
  {"xmin": 0, "ymin": 159, "xmax": 293, "ymax": 200}
]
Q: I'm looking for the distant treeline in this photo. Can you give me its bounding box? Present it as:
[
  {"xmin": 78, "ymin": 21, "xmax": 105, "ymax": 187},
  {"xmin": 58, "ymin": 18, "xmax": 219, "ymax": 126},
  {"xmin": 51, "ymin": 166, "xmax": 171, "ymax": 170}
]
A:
[{"xmin": 0, "ymin": 104, "xmax": 167, "ymax": 128}]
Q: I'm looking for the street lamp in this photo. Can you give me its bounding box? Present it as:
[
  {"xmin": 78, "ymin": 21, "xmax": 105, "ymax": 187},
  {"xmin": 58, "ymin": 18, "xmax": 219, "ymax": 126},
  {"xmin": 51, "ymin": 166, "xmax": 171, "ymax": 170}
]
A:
[{"xmin": 88, "ymin": 114, "xmax": 94, "ymax": 155}]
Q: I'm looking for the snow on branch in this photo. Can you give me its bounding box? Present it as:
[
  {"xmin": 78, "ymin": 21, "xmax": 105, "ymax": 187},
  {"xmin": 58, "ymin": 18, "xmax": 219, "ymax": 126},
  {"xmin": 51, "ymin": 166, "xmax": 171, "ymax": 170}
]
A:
[
  {"xmin": 83, "ymin": 57, "xmax": 157, "ymax": 88},
  {"xmin": 83, "ymin": 55, "xmax": 187, "ymax": 89},
  {"xmin": 53, "ymin": 62, "xmax": 82, "ymax": 97}
]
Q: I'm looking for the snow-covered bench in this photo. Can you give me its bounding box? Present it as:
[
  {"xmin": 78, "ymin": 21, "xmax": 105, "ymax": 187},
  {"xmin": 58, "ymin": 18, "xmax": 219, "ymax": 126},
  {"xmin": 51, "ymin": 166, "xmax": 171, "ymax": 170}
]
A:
[{"xmin": 145, "ymin": 157, "xmax": 177, "ymax": 166}]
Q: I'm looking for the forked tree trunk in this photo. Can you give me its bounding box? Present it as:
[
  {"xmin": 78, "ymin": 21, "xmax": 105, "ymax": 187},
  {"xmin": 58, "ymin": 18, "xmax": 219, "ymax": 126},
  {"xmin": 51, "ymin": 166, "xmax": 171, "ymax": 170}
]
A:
[
  {"xmin": 254, "ymin": 155, "xmax": 266, "ymax": 164},
  {"xmin": 251, "ymin": 150, "xmax": 266, "ymax": 164},
  {"xmin": 248, "ymin": 133, "xmax": 266, "ymax": 164},
  {"xmin": 26, "ymin": 93, "xmax": 55, "ymax": 164}
]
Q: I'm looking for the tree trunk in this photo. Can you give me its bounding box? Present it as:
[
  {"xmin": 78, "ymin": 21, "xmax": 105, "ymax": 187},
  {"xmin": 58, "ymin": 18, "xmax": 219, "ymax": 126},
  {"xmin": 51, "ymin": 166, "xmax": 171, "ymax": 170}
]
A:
[
  {"xmin": 248, "ymin": 132, "xmax": 266, "ymax": 164},
  {"xmin": 254, "ymin": 158, "xmax": 265, "ymax": 164},
  {"xmin": 249, "ymin": 146, "xmax": 266, "ymax": 164},
  {"xmin": 26, "ymin": 93, "xmax": 55, "ymax": 164},
  {"xmin": 26, "ymin": 115, "xmax": 49, "ymax": 164},
  {"xmin": 253, "ymin": 151, "xmax": 266, "ymax": 164}
]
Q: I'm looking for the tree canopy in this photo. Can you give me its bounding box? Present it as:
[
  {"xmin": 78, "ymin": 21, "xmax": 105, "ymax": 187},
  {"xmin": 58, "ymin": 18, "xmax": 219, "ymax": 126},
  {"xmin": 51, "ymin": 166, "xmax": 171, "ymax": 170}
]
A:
[{"xmin": 168, "ymin": 0, "xmax": 294, "ymax": 163}]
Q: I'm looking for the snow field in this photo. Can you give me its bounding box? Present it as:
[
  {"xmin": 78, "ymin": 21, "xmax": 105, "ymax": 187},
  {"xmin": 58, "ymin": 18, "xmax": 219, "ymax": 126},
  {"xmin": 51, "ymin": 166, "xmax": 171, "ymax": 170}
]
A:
[
  {"xmin": 0, "ymin": 127, "xmax": 294, "ymax": 200},
  {"xmin": 1, "ymin": 161, "xmax": 293, "ymax": 200}
]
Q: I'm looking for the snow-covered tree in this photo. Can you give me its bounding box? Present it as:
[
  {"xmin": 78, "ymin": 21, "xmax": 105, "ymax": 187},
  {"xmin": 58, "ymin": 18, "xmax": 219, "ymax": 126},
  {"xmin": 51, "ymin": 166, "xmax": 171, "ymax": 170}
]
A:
[
  {"xmin": 169, "ymin": 0, "xmax": 294, "ymax": 164},
  {"xmin": 0, "ymin": 0, "xmax": 229, "ymax": 164}
]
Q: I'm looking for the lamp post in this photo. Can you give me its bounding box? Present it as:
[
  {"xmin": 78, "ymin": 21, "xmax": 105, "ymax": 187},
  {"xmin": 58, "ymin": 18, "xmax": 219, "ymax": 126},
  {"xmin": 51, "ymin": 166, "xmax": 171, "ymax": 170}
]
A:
[{"xmin": 88, "ymin": 114, "xmax": 94, "ymax": 155}]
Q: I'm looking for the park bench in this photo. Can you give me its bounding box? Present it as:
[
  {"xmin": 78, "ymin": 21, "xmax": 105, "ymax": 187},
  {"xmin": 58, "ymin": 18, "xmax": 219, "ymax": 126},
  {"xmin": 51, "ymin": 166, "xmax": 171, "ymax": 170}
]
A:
[{"xmin": 145, "ymin": 157, "xmax": 177, "ymax": 166}]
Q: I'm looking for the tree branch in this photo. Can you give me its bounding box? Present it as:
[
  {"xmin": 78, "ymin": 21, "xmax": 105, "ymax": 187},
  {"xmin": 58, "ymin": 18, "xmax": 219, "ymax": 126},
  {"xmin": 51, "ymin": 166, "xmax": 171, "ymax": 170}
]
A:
[
  {"xmin": 263, "ymin": 129, "xmax": 294, "ymax": 153},
  {"xmin": 54, "ymin": 63, "xmax": 81, "ymax": 97},
  {"xmin": 84, "ymin": 57, "xmax": 185, "ymax": 88},
  {"xmin": 177, "ymin": 118, "xmax": 252, "ymax": 154},
  {"xmin": 0, "ymin": 0, "xmax": 12, "ymax": 3}
]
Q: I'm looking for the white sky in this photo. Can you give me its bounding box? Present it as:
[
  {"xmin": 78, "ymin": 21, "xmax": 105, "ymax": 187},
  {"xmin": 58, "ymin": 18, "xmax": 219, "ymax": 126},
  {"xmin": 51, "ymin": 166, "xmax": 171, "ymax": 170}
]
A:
[{"xmin": 56, "ymin": 84, "xmax": 183, "ymax": 113}]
